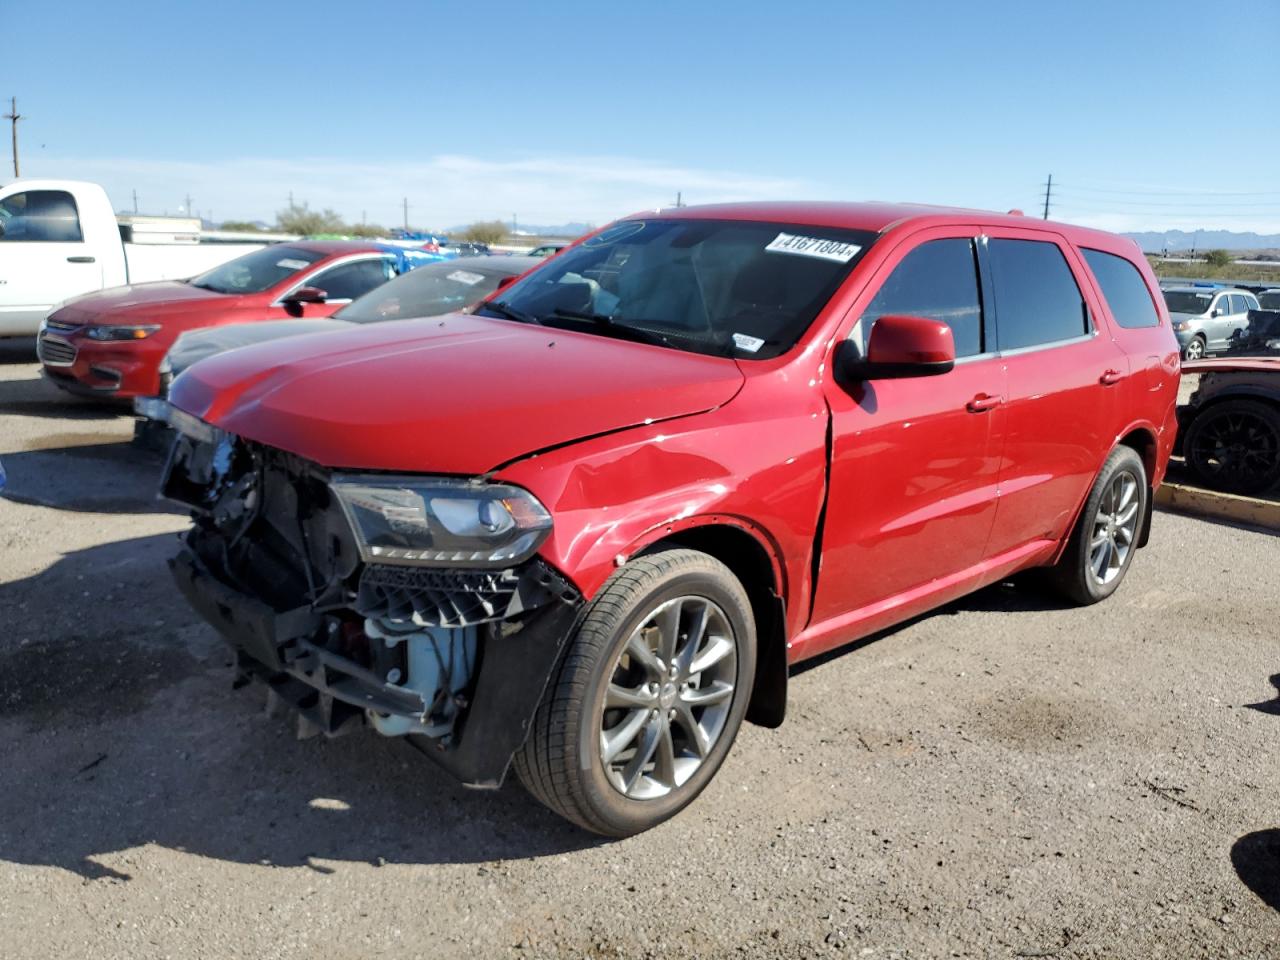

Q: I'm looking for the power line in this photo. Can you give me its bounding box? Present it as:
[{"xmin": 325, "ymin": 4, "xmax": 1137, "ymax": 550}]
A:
[{"xmin": 1056, "ymin": 181, "xmax": 1280, "ymax": 198}]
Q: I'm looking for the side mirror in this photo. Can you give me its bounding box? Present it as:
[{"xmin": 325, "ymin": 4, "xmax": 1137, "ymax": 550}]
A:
[
  {"xmin": 836, "ymin": 314, "xmax": 956, "ymax": 384},
  {"xmin": 284, "ymin": 286, "xmax": 328, "ymax": 305},
  {"xmin": 495, "ymin": 275, "xmax": 518, "ymax": 291}
]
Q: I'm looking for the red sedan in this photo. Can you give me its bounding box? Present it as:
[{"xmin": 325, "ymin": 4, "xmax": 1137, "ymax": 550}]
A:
[{"xmin": 37, "ymin": 240, "xmax": 400, "ymax": 399}]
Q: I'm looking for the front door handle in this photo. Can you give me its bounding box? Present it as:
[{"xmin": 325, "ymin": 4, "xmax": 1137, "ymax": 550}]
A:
[
  {"xmin": 66, "ymin": 255, "xmax": 96, "ymax": 264},
  {"xmin": 966, "ymin": 393, "xmax": 1003, "ymax": 413},
  {"xmin": 1099, "ymin": 369, "xmax": 1125, "ymax": 386}
]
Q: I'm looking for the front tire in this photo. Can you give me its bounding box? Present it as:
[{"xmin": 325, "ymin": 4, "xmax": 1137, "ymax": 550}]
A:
[
  {"xmin": 1047, "ymin": 446, "xmax": 1148, "ymax": 605},
  {"xmin": 1182, "ymin": 336, "xmax": 1207, "ymax": 361},
  {"xmin": 1184, "ymin": 399, "xmax": 1280, "ymax": 495},
  {"xmin": 514, "ymin": 549, "xmax": 756, "ymax": 837}
]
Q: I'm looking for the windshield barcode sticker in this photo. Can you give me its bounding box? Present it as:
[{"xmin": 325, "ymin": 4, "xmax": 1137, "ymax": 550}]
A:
[
  {"xmin": 732, "ymin": 332, "xmax": 765, "ymax": 353},
  {"xmin": 447, "ymin": 270, "xmax": 485, "ymax": 286},
  {"xmin": 764, "ymin": 232, "xmax": 861, "ymax": 263},
  {"xmin": 276, "ymin": 258, "xmax": 311, "ymax": 270}
]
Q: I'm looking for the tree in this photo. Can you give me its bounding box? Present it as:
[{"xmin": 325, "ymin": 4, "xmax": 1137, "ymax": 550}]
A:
[
  {"xmin": 348, "ymin": 222, "xmax": 387, "ymax": 238},
  {"xmin": 276, "ymin": 200, "xmax": 348, "ymax": 235},
  {"xmin": 217, "ymin": 220, "xmax": 263, "ymax": 233},
  {"xmin": 460, "ymin": 220, "xmax": 508, "ymax": 245},
  {"xmin": 1204, "ymin": 249, "xmax": 1232, "ymax": 268}
]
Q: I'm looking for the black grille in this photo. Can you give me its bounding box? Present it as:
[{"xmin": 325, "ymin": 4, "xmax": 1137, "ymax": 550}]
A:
[
  {"xmin": 356, "ymin": 564, "xmax": 522, "ymax": 627},
  {"xmin": 37, "ymin": 335, "xmax": 76, "ymax": 366}
]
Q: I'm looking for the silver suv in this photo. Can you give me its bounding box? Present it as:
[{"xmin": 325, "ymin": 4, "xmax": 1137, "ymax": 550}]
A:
[{"xmin": 1163, "ymin": 285, "xmax": 1260, "ymax": 360}]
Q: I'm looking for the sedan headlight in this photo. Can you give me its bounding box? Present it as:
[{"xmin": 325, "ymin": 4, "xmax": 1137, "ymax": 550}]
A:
[
  {"xmin": 330, "ymin": 477, "xmax": 553, "ymax": 568},
  {"xmin": 84, "ymin": 324, "xmax": 160, "ymax": 341}
]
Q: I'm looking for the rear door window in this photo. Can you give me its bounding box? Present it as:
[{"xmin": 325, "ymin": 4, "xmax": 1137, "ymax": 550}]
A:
[
  {"xmin": 0, "ymin": 189, "xmax": 83, "ymax": 242},
  {"xmin": 1081, "ymin": 248, "xmax": 1160, "ymax": 329},
  {"xmin": 988, "ymin": 238, "xmax": 1089, "ymax": 350},
  {"xmin": 857, "ymin": 237, "xmax": 985, "ymax": 358},
  {"xmin": 1230, "ymin": 294, "xmax": 1250, "ymax": 315}
]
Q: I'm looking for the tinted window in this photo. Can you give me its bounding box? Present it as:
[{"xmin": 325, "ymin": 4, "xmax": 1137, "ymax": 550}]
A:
[
  {"xmin": 1260, "ymin": 292, "xmax": 1280, "ymax": 310},
  {"xmin": 0, "ymin": 190, "xmax": 83, "ymax": 242},
  {"xmin": 1082, "ymin": 249, "xmax": 1159, "ymax": 329},
  {"xmin": 311, "ymin": 257, "xmax": 395, "ymax": 301},
  {"xmin": 337, "ymin": 260, "xmax": 509, "ymax": 323},
  {"xmin": 190, "ymin": 245, "xmax": 325, "ymax": 294},
  {"xmin": 857, "ymin": 238, "xmax": 984, "ymax": 357},
  {"xmin": 1164, "ymin": 290, "xmax": 1213, "ymax": 314},
  {"xmin": 989, "ymin": 239, "xmax": 1088, "ymax": 350},
  {"xmin": 478, "ymin": 219, "xmax": 877, "ymax": 359}
]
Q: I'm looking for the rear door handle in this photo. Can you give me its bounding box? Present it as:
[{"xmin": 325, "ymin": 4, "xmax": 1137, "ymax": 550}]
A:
[
  {"xmin": 66, "ymin": 255, "xmax": 96, "ymax": 263},
  {"xmin": 966, "ymin": 393, "xmax": 1003, "ymax": 413},
  {"xmin": 1099, "ymin": 369, "xmax": 1125, "ymax": 385}
]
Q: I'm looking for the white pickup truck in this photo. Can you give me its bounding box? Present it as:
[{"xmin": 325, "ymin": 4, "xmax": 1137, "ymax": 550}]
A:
[{"xmin": 0, "ymin": 179, "xmax": 281, "ymax": 336}]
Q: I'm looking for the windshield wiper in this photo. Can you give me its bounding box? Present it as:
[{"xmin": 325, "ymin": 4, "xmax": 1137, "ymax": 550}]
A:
[
  {"xmin": 548, "ymin": 308, "xmax": 672, "ymax": 348},
  {"xmin": 480, "ymin": 300, "xmax": 542, "ymax": 325}
]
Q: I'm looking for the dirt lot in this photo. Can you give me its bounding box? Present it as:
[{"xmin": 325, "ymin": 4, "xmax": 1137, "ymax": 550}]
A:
[{"xmin": 1, "ymin": 339, "xmax": 1278, "ymax": 959}]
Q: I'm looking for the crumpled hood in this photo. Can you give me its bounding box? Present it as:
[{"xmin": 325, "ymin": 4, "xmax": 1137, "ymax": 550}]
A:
[
  {"xmin": 168, "ymin": 318, "xmax": 353, "ymax": 378},
  {"xmin": 50, "ymin": 280, "xmax": 228, "ymax": 324},
  {"xmin": 169, "ymin": 314, "xmax": 744, "ymax": 474}
]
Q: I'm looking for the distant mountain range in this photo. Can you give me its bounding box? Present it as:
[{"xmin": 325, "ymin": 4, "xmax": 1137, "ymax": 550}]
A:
[{"xmin": 1122, "ymin": 230, "xmax": 1280, "ymax": 253}]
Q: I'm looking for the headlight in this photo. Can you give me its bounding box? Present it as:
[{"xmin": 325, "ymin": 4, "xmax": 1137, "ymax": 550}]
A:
[
  {"xmin": 1172, "ymin": 321, "xmax": 1190, "ymax": 332},
  {"xmin": 330, "ymin": 477, "xmax": 553, "ymax": 568},
  {"xmin": 84, "ymin": 324, "xmax": 160, "ymax": 341}
]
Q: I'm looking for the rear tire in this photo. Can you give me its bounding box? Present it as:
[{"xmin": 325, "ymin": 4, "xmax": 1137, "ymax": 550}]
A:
[
  {"xmin": 1182, "ymin": 336, "xmax": 1206, "ymax": 361},
  {"xmin": 514, "ymin": 549, "xmax": 756, "ymax": 837},
  {"xmin": 1047, "ymin": 446, "xmax": 1147, "ymax": 606},
  {"xmin": 1184, "ymin": 399, "xmax": 1280, "ymax": 495}
]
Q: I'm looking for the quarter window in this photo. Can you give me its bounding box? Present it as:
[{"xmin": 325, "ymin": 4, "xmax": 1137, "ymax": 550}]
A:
[
  {"xmin": 857, "ymin": 238, "xmax": 984, "ymax": 358},
  {"xmin": 1081, "ymin": 248, "xmax": 1160, "ymax": 329},
  {"xmin": 0, "ymin": 190, "xmax": 83, "ymax": 242},
  {"xmin": 309, "ymin": 257, "xmax": 396, "ymax": 301},
  {"xmin": 988, "ymin": 238, "xmax": 1088, "ymax": 350}
]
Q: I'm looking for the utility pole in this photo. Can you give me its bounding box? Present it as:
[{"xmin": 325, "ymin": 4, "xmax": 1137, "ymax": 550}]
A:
[
  {"xmin": 132, "ymin": 189, "xmax": 138, "ymax": 214},
  {"xmin": 513, "ymin": 212, "xmax": 518, "ymax": 234},
  {"xmin": 4, "ymin": 97, "xmax": 23, "ymax": 177},
  {"xmin": 184, "ymin": 193, "xmax": 192, "ymax": 218},
  {"xmin": 1042, "ymin": 174, "xmax": 1053, "ymax": 220},
  {"xmin": 402, "ymin": 197, "xmax": 409, "ymax": 231},
  {"xmin": 675, "ymin": 191, "xmax": 683, "ymax": 208}
]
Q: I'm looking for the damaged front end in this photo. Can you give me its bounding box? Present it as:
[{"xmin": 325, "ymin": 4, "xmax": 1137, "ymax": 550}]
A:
[{"xmin": 161, "ymin": 417, "xmax": 582, "ymax": 788}]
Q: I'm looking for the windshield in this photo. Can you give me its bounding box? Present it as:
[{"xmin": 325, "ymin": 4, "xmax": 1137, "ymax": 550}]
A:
[
  {"xmin": 1259, "ymin": 292, "xmax": 1280, "ymax": 310},
  {"xmin": 189, "ymin": 245, "xmax": 325, "ymax": 294},
  {"xmin": 1163, "ymin": 290, "xmax": 1214, "ymax": 315},
  {"xmin": 476, "ymin": 218, "xmax": 876, "ymax": 359},
  {"xmin": 336, "ymin": 260, "xmax": 511, "ymax": 323}
]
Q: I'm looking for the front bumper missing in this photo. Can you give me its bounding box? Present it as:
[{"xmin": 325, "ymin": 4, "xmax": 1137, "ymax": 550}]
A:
[{"xmin": 170, "ymin": 544, "xmax": 583, "ymax": 788}]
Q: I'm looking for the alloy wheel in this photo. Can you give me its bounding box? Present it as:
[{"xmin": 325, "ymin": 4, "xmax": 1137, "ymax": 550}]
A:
[
  {"xmin": 598, "ymin": 596, "xmax": 738, "ymax": 801},
  {"xmin": 1189, "ymin": 408, "xmax": 1280, "ymax": 489},
  {"xmin": 1088, "ymin": 470, "xmax": 1140, "ymax": 585},
  {"xmin": 1184, "ymin": 338, "xmax": 1205, "ymax": 361}
]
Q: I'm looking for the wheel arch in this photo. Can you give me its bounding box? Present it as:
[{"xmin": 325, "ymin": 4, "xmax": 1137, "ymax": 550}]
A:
[
  {"xmin": 634, "ymin": 521, "xmax": 789, "ymax": 729},
  {"xmin": 1116, "ymin": 425, "xmax": 1159, "ymax": 549}
]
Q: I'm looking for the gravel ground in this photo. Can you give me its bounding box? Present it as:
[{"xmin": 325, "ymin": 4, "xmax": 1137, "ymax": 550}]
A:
[{"xmin": 1, "ymin": 340, "xmax": 1278, "ymax": 959}]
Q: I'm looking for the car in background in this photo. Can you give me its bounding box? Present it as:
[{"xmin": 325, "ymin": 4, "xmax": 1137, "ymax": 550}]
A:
[
  {"xmin": 155, "ymin": 201, "xmax": 1177, "ymax": 836},
  {"xmin": 441, "ymin": 241, "xmax": 491, "ymax": 257},
  {"xmin": 1163, "ymin": 285, "xmax": 1261, "ymax": 360},
  {"xmin": 38, "ymin": 241, "xmax": 408, "ymax": 400},
  {"xmin": 1179, "ymin": 357, "xmax": 1280, "ymax": 494},
  {"xmin": 527, "ymin": 241, "xmax": 568, "ymax": 257},
  {"xmin": 1259, "ymin": 289, "xmax": 1280, "ymax": 311}
]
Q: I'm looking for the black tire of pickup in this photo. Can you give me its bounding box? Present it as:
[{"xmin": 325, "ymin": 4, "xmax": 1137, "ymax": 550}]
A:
[{"xmin": 513, "ymin": 549, "xmax": 756, "ymax": 837}]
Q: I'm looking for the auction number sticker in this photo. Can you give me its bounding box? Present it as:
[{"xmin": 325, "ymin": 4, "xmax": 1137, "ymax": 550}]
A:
[
  {"xmin": 447, "ymin": 270, "xmax": 485, "ymax": 286},
  {"xmin": 764, "ymin": 232, "xmax": 861, "ymax": 263},
  {"xmin": 276, "ymin": 258, "xmax": 312, "ymax": 270},
  {"xmin": 732, "ymin": 332, "xmax": 765, "ymax": 353}
]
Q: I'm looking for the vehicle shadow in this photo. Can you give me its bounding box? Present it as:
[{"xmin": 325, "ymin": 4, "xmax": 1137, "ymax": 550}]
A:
[
  {"xmin": 0, "ymin": 336, "xmax": 37, "ymax": 364},
  {"xmin": 1231, "ymin": 829, "xmax": 1280, "ymax": 912},
  {"xmin": 791, "ymin": 577, "xmax": 1071, "ymax": 677},
  {"xmin": 0, "ymin": 441, "xmax": 181, "ymax": 514},
  {"xmin": 0, "ymin": 533, "xmax": 603, "ymax": 880},
  {"xmin": 0, "ymin": 367, "xmax": 125, "ymax": 420},
  {"xmin": 1244, "ymin": 675, "xmax": 1280, "ymax": 715}
]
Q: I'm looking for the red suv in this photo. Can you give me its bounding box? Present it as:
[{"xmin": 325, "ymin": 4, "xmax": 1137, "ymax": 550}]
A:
[
  {"xmin": 158, "ymin": 203, "xmax": 1179, "ymax": 836},
  {"xmin": 37, "ymin": 240, "xmax": 399, "ymax": 399}
]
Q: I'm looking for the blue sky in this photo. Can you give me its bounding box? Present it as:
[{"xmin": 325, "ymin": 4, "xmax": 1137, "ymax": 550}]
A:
[{"xmin": 5, "ymin": 0, "xmax": 1279, "ymax": 233}]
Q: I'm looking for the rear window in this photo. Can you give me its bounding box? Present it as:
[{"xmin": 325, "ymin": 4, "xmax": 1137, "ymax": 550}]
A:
[
  {"xmin": 1082, "ymin": 249, "xmax": 1160, "ymax": 329},
  {"xmin": 988, "ymin": 239, "xmax": 1089, "ymax": 350},
  {"xmin": 189, "ymin": 245, "xmax": 325, "ymax": 294}
]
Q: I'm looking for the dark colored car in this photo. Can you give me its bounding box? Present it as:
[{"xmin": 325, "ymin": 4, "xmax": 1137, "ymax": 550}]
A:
[
  {"xmin": 155, "ymin": 202, "xmax": 1178, "ymax": 836},
  {"xmin": 37, "ymin": 241, "xmax": 401, "ymax": 399},
  {"xmin": 1179, "ymin": 356, "xmax": 1280, "ymax": 494}
]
